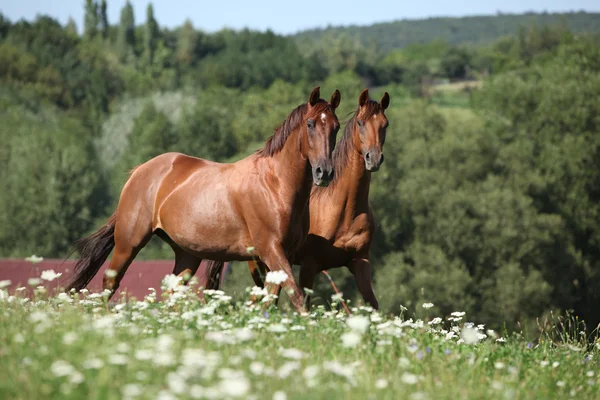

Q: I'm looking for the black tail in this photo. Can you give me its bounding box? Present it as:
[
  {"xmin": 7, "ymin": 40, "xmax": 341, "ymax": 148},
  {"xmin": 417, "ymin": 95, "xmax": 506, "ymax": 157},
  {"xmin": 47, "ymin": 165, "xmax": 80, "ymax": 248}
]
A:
[
  {"xmin": 200, "ymin": 260, "xmax": 227, "ymax": 290},
  {"xmin": 66, "ymin": 211, "xmax": 117, "ymax": 292}
]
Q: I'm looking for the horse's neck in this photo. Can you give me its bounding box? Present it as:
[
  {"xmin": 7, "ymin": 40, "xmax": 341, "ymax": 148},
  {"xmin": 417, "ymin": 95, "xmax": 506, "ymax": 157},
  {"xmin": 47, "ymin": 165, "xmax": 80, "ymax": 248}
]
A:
[
  {"xmin": 338, "ymin": 148, "xmax": 371, "ymax": 216},
  {"xmin": 271, "ymin": 128, "xmax": 312, "ymax": 201}
]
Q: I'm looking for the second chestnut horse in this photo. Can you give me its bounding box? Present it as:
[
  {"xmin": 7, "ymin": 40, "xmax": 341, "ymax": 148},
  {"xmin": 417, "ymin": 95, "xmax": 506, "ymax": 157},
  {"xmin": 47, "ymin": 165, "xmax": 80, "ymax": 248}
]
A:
[
  {"xmin": 200, "ymin": 89, "xmax": 389, "ymax": 309},
  {"xmin": 65, "ymin": 87, "xmax": 341, "ymax": 312}
]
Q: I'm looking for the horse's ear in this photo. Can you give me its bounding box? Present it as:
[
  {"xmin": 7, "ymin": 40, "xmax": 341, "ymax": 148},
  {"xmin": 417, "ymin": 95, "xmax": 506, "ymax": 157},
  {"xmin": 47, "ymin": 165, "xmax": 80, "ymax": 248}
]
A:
[
  {"xmin": 358, "ymin": 88, "xmax": 369, "ymax": 107},
  {"xmin": 380, "ymin": 92, "xmax": 390, "ymax": 111},
  {"xmin": 329, "ymin": 89, "xmax": 341, "ymax": 110},
  {"xmin": 309, "ymin": 86, "xmax": 320, "ymax": 106}
]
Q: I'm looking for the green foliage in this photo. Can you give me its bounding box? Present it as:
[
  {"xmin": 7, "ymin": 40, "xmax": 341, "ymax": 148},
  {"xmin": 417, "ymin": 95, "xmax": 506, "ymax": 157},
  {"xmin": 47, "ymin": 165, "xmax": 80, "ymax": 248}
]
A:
[
  {"xmin": 117, "ymin": 1, "xmax": 135, "ymax": 61},
  {"xmin": 84, "ymin": 0, "xmax": 98, "ymax": 40},
  {"xmin": 144, "ymin": 4, "xmax": 159, "ymax": 65},
  {"xmin": 295, "ymin": 12, "xmax": 600, "ymax": 52},
  {"xmin": 0, "ymin": 103, "xmax": 105, "ymax": 257}
]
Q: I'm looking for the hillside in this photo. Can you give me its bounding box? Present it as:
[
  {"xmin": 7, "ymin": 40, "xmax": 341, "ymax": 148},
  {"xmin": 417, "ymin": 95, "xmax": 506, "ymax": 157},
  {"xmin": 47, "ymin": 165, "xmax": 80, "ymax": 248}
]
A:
[{"xmin": 293, "ymin": 11, "xmax": 600, "ymax": 51}]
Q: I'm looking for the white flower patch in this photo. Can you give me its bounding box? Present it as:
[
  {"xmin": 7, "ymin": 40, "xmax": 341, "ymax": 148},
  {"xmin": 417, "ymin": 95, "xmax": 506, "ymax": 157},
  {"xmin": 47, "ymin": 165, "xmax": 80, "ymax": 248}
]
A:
[
  {"xmin": 428, "ymin": 317, "xmax": 442, "ymax": 325},
  {"xmin": 51, "ymin": 360, "xmax": 76, "ymax": 377},
  {"xmin": 461, "ymin": 327, "xmax": 481, "ymax": 345},
  {"xmin": 376, "ymin": 378, "xmax": 389, "ymax": 389},
  {"xmin": 0, "ymin": 280, "xmax": 11, "ymax": 289},
  {"xmin": 265, "ymin": 270, "xmax": 288, "ymax": 285},
  {"xmin": 401, "ymin": 372, "xmax": 419, "ymax": 385},
  {"xmin": 41, "ymin": 269, "xmax": 62, "ymax": 281},
  {"xmin": 346, "ymin": 315, "xmax": 370, "ymax": 333},
  {"xmin": 341, "ymin": 331, "xmax": 362, "ymax": 348},
  {"xmin": 323, "ymin": 361, "xmax": 355, "ymax": 382},
  {"xmin": 422, "ymin": 302, "xmax": 434, "ymax": 309},
  {"xmin": 25, "ymin": 255, "xmax": 44, "ymax": 264},
  {"xmin": 278, "ymin": 361, "xmax": 301, "ymax": 379},
  {"xmin": 273, "ymin": 391, "xmax": 287, "ymax": 400},
  {"xmin": 279, "ymin": 348, "xmax": 305, "ymax": 360}
]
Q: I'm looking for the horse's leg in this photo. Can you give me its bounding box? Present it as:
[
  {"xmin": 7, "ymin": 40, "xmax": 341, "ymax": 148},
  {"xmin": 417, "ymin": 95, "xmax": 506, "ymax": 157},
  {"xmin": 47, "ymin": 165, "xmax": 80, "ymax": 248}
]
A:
[
  {"xmin": 172, "ymin": 249, "xmax": 202, "ymax": 283},
  {"xmin": 248, "ymin": 260, "xmax": 265, "ymax": 287},
  {"xmin": 102, "ymin": 224, "xmax": 152, "ymax": 299},
  {"xmin": 260, "ymin": 245, "xmax": 305, "ymax": 313},
  {"xmin": 347, "ymin": 258, "xmax": 379, "ymax": 310},
  {"xmin": 299, "ymin": 258, "xmax": 320, "ymax": 309}
]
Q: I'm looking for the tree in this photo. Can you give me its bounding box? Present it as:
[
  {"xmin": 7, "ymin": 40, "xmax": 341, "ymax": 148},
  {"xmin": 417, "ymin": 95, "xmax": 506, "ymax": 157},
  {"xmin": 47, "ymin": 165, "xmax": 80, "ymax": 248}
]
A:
[
  {"xmin": 117, "ymin": 1, "xmax": 136, "ymax": 60},
  {"xmin": 65, "ymin": 17, "xmax": 78, "ymax": 37},
  {"xmin": 83, "ymin": 0, "xmax": 98, "ymax": 40},
  {"xmin": 176, "ymin": 19, "xmax": 197, "ymax": 67},
  {"xmin": 99, "ymin": 0, "xmax": 109, "ymax": 38},
  {"xmin": 144, "ymin": 3, "xmax": 159, "ymax": 65}
]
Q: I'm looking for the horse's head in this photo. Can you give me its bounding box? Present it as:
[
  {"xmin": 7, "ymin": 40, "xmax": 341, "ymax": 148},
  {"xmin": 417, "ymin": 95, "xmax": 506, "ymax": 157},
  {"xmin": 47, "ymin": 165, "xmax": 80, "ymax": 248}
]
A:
[
  {"xmin": 354, "ymin": 89, "xmax": 390, "ymax": 172},
  {"xmin": 304, "ymin": 86, "xmax": 341, "ymax": 187}
]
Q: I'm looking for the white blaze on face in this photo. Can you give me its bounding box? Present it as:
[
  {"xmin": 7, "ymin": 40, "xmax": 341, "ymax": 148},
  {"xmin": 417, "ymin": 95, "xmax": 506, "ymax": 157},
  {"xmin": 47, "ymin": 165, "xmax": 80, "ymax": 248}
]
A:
[
  {"xmin": 321, "ymin": 112, "xmax": 327, "ymax": 125},
  {"xmin": 372, "ymin": 113, "xmax": 378, "ymax": 119}
]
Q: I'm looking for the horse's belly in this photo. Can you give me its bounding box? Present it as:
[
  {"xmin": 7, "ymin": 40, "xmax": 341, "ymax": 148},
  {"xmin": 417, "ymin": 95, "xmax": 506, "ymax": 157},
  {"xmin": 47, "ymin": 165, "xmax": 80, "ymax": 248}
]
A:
[{"xmin": 156, "ymin": 186, "xmax": 252, "ymax": 260}]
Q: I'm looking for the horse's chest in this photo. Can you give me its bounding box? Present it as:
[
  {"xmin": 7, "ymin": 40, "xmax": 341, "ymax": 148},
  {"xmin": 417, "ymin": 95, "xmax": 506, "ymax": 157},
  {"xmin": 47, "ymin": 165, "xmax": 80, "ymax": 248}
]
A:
[{"xmin": 333, "ymin": 215, "xmax": 373, "ymax": 255}]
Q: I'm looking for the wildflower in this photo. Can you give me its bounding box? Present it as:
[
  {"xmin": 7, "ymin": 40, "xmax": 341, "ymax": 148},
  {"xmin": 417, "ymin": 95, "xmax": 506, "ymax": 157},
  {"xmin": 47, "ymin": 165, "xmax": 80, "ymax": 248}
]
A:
[
  {"xmin": 491, "ymin": 381, "xmax": 504, "ymax": 390},
  {"xmin": 323, "ymin": 361, "xmax": 354, "ymax": 381},
  {"xmin": 552, "ymin": 361, "xmax": 560, "ymax": 368},
  {"xmin": 540, "ymin": 360, "xmax": 549, "ymax": 367},
  {"xmin": 422, "ymin": 302, "xmax": 434, "ymax": 309},
  {"xmin": 83, "ymin": 358, "xmax": 104, "ymax": 369},
  {"xmin": 341, "ymin": 331, "xmax": 362, "ymax": 348},
  {"xmin": 41, "ymin": 270, "xmax": 62, "ymax": 281},
  {"xmin": 278, "ymin": 361, "xmax": 301, "ymax": 379},
  {"xmin": 461, "ymin": 327, "xmax": 480, "ymax": 345},
  {"xmin": 428, "ymin": 317, "xmax": 442, "ymax": 325},
  {"xmin": 63, "ymin": 332, "xmax": 77, "ymax": 345},
  {"xmin": 273, "ymin": 391, "xmax": 287, "ymax": 400},
  {"xmin": 346, "ymin": 315, "xmax": 370, "ymax": 333},
  {"xmin": 0, "ymin": 280, "xmax": 11, "ymax": 289},
  {"xmin": 401, "ymin": 372, "xmax": 419, "ymax": 385},
  {"xmin": 25, "ymin": 255, "xmax": 44, "ymax": 263},
  {"xmin": 219, "ymin": 374, "xmax": 250, "ymax": 397},
  {"xmin": 451, "ymin": 311, "xmax": 465, "ymax": 317},
  {"xmin": 303, "ymin": 365, "xmax": 320, "ymax": 381},
  {"xmin": 496, "ymin": 337, "xmax": 506, "ymax": 343},
  {"xmin": 556, "ymin": 381, "xmax": 565, "ymax": 387},
  {"xmin": 51, "ymin": 360, "xmax": 76, "ymax": 377},
  {"xmin": 28, "ymin": 278, "xmax": 42, "ymax": 286},
  {"xmin": 587, "ymin": 371, "xmax": 594, "ymax": 377},
  {"xmin": 122, "ymin": 384, "xmax": 143, "ymax": 398},
  {"xmin": 108, "ymin": 354, "xmax": 128, "ymax": 365},
  {"xmin": 279, "ymin": 348, "xmax": 305, "ymax": 360},
  {"xmin": 486, "ymin": 329, "xmax": 498, "ymax": 339},
  {"xmin": 267, "ymin": 324, "xmax": 287, "ymax": 333},
  {"xmin": 494, "ymin": 362, "xmax": 505, "ymax": 370},
  {"xmin": 331, "ymin": 292, "xmax": 344, "ymax": 302},
  {"xmin": 249, "ymin": 361, "xmax": 265, "ymax": 375},
  {"xmin": 265, "ymin": 270, "xmax": 288, "ymax": 285},
  {"xmin": 57, "ymin": 293, "xmax": 73, "ymax": 303},
  {"xmin": 376, "ymin": 378, "xmax": 388, "ymax": 389}
]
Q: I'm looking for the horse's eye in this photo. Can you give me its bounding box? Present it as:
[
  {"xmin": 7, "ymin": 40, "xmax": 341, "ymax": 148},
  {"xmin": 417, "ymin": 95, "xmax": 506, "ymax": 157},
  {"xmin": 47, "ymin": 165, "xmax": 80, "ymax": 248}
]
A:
[
  {"xmin": 357, "ymin": 120, "xmax": 364, "ymax": 127},
  {"xmin": 307, "ymin": 119, "xmax": 316, "ymax": 129}
]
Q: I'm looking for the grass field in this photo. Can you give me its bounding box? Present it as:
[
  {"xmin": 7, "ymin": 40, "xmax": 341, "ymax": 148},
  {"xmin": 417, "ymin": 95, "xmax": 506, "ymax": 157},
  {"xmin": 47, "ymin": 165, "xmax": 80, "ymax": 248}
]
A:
[{"xmin": 1, "ymin": 272, "xmax": 599, "ymax": 400}]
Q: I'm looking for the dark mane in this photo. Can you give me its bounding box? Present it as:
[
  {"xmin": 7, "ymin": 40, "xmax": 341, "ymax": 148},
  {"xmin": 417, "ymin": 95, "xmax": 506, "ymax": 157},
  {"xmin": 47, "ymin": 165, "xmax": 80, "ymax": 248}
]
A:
[
  {"xmin": 256, "ymin": 100, "xmax": 330, "ymax": 157},
  {"xmin": 330, "ymin": 100, "xmax": 381, "ymax": 180}
]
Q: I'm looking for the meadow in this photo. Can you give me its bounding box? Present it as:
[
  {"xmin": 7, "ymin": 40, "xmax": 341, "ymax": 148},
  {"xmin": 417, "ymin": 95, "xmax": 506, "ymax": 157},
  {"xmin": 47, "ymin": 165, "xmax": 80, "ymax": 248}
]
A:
[{"xmin": 1, "ymin": 270, "xmax": 598, "ymax": 400}]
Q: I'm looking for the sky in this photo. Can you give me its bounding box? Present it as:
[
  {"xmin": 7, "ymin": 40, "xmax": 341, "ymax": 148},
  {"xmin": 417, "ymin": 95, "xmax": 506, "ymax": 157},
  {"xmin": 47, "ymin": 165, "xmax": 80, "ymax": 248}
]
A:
[{"xmin": 0, "ymin": 0, "xmax": 598, "ymax": 35}]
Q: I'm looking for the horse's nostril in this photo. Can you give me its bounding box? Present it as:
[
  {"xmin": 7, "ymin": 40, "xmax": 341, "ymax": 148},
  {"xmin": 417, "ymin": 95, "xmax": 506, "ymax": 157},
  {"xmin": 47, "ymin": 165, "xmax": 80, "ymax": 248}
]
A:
[
  {"xmin": 316, "ymin": 167, "xmax": 323, "ymax": 177},
  {"xmin": 365, "ymin": 152, "xmax": 371, "ymax": 160}
]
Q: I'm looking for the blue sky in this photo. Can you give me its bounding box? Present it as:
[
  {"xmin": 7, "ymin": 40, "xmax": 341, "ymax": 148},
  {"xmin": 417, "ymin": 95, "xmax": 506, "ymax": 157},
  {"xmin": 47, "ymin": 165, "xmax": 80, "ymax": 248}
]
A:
[{"xmin": 1, "ymin": 0, "xmax": 598, "ymax": 34}]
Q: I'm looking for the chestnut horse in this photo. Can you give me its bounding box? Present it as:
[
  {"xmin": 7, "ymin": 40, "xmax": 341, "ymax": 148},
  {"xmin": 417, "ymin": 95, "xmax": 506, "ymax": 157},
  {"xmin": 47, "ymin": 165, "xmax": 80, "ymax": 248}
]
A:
[
  {"xmin": 65, "ymin": 87, "xmax": 341, "ymax": 312},
  {"xmin": 200, "ymin": 89, "xmax": 389, "ymax": 309}
]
